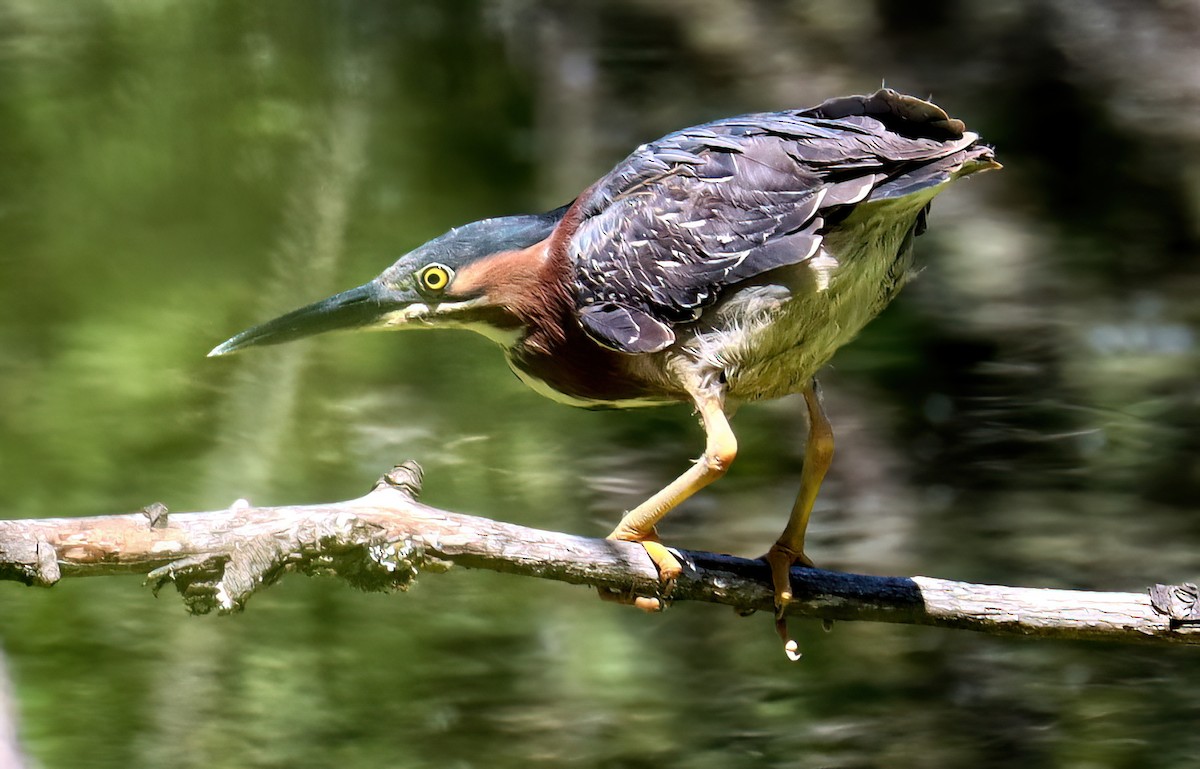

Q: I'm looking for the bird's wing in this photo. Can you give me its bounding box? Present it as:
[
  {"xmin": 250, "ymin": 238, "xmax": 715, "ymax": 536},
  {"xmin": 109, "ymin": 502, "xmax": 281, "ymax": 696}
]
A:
[{"xmin": 566, "ymin": 89, "xmax": 991, "ymax": 354}]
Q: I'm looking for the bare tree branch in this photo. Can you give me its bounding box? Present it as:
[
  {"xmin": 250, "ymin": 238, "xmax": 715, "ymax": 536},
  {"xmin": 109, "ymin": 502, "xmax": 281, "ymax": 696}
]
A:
[{"xmin": 1, "ymin": 462, "xmax": 1197, "ymax": 646}]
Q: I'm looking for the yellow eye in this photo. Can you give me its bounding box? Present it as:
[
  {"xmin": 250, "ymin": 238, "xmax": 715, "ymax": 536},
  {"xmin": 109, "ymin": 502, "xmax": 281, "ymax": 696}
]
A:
[{"xmin": 418, "ymin": 263, "xmax": 453, "ymax": 293}]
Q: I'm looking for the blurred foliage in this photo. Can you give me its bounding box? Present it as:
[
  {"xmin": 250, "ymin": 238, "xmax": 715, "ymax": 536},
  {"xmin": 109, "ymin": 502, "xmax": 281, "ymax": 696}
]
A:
[{"xmin": 1, "ymin": 0, "xmax": 1199, "ymax": 767}]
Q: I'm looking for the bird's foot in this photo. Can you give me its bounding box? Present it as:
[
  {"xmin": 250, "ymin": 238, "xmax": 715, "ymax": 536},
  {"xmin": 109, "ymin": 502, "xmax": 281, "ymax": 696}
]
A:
[
  {"xmin": 601, "ymin": 529, "xmax": 682, "ymax": 612},
  {"xmin": 761, "ymin": 542, "xmax": 815, "ymax": 661}
]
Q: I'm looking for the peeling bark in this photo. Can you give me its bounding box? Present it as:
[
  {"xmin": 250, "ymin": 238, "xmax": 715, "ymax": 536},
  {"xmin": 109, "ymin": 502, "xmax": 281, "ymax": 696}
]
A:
[{"xmin": 1, "ymin": 462, "xmax": 1197, "ymax": 646}]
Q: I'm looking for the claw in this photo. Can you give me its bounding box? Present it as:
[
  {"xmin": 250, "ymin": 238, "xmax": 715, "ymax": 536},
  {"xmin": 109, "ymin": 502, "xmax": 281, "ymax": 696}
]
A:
[
  {"xmin": 776, "ymin": 615, "xmax": 802, "ymax": 661},
  {"xmin": 763, "ymin": 542, "xmax": 812, "ymax": 612},
  {"xmin": 601, "ymin": 531, "xmax": 680, "ymax": 609},
  {"xmin": 761, "ymin": 542, "xmax": 814, "ymax": 661}
]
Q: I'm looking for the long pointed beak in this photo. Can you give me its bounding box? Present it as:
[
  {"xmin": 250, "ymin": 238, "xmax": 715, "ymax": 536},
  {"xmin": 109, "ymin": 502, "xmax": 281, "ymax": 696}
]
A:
[{"xmin": 208, "ymin": 281, "xmax": 398, "ymax": 357}]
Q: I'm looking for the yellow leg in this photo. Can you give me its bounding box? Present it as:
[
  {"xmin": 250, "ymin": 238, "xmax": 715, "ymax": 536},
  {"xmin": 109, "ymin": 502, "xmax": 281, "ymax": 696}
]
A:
[
  {"xmin": 763, "ymin": 380, "xmax": 833, "ymax": 650},
  {"xmin": 605, "ymin": 392, "xmax": 737, "ymax": 607}
]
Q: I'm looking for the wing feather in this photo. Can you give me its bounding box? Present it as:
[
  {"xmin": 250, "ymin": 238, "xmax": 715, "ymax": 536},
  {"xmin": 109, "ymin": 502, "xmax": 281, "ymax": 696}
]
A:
[{"xmin": 568, "ymin": 89, "xmax": 991, "ymax": 353}]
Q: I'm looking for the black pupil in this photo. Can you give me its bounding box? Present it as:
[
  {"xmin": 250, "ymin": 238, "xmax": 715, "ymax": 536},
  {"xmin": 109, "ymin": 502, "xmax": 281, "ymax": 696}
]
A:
[{"xmin": 426, "ymin": 269, "xmax": 444, "ymax": 288}]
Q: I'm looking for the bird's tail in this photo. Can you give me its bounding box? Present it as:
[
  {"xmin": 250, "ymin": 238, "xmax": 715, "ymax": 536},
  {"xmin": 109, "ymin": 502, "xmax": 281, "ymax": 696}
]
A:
[
  {"xmin": 880, "ymin": 143, "xmax": 1000, "ymax": 201},
  {"xmin": 804, "ymin": 88, "xmax": 969, "ymax": 141},
  {"xmin": 805, "ymin": 88, "xmax": 1000, "ymax": 199}
]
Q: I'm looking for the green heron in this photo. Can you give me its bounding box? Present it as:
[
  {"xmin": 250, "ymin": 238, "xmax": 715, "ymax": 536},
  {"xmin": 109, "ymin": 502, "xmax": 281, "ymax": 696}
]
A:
[{"xmin": 211, "ymin": 89, "xmax": 997, "ymax": 653}]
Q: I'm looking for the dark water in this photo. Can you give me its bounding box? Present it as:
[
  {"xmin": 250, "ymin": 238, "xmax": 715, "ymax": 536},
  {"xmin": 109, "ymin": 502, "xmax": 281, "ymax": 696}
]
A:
[{"xmin": 2, "ymin": 2, "xmax": 1199, "ymax": 767}]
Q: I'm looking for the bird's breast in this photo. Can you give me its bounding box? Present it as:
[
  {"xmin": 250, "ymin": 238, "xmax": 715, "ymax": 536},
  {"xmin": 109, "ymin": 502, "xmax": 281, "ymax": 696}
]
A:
[
  {"xmin": 504, "ymin": 320, "xmax": 682, "ymax": 410},
  {"xmin": 504, "ymin": 355, "xmax": 673, "ymax": 409}
]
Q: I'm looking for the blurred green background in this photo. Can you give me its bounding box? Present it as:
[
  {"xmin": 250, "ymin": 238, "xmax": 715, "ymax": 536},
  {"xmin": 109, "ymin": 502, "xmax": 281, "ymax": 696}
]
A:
[{"xmin": 2, "ymin": 1, "xmax": 1199, "ymax": 767}]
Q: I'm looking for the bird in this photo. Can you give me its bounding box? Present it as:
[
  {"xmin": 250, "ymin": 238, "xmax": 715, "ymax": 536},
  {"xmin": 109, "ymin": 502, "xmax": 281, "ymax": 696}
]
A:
[{"xmin": 210, "ymin": 89, "xmax": 998, "ymax": 654}]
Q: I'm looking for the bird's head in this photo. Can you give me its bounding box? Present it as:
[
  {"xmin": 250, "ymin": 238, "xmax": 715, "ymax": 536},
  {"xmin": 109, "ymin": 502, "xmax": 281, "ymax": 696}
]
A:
[{"xmin": 209, "ymin": 207, "xmax": 567, "ymax": 357}]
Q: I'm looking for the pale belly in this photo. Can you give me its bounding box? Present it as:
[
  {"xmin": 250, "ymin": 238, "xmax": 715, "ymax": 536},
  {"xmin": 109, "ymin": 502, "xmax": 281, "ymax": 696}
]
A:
[{"xmin": 683, "ymin": 196, "xmax": 928, "ymax": 402}]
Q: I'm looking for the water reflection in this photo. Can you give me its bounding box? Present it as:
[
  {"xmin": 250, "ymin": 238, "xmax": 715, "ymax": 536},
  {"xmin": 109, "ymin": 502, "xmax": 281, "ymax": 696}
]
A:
[{"xmin": 2, "ymin": 1, "xmax": 1199, "ymax": 767}]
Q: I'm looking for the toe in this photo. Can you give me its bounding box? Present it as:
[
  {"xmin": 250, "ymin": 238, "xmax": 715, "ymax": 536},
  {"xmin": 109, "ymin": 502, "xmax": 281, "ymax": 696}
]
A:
[
  {"xmin": 762, "ymin": 543, "xmax": 805, "ymax": 611},
  {"xmin": 601, "ymin": 532, "xmax": 680, "ymax": 609},
  {"xmin": 761, "ymin": 543, "xmax": 816, "ymax": 662},
  {"xmin": 640, "ymin": 540, "xmax": 682, "ymax": 582},
  {"xmin": 597, "ymin": 588, "xmax": 664, "ymax": 612}
]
